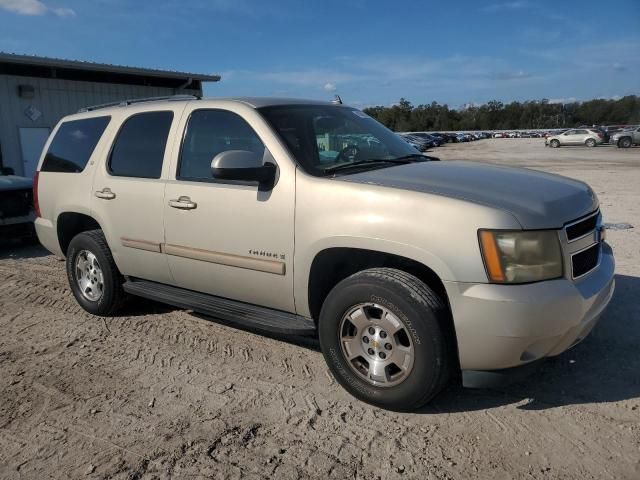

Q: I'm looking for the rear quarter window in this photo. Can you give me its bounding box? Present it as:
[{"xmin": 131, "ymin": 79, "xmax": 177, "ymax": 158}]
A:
[{"xmin": 41, "ymin": 116, "xmax": 111, "ymax": 173}]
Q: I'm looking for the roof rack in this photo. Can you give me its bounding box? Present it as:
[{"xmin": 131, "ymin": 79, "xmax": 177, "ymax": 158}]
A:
[{"xmin": 78, "ymin": 94, "xmax": 200, "ymax": 113}]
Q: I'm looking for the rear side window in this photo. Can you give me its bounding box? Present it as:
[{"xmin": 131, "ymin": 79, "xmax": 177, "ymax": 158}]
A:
[
  {"xmin": 41, "ymin": 116, "xmax": 110, "ymax": 173},
  {"xmin": 178, "ymin": 109, "xmax": 264, "ymax": 181},
  {"xmin": 109, "ymin": 111, "xmax": 173, "ymax": 178}
]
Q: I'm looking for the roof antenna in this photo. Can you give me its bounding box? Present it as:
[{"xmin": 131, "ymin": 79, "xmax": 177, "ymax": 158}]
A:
[{"xmin": 331, "ymin": 95, "xmax": 343, "ymax": 105}]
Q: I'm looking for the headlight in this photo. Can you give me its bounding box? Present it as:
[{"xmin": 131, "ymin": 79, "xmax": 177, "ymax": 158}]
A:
[{"xmin": 479, "ymin": 230, "xmax": 563, "ymax": 283}]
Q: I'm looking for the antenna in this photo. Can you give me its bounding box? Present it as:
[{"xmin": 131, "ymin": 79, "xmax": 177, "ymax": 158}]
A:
[{"xmin": 331, "ymin": 95, "xmax": 343, "ymax": 105}]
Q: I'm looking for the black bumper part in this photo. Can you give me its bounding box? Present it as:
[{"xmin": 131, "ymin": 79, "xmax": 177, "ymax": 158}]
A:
[{"xmin": 461, "ymin": 359, "xmax": 544, "ymax": 389}]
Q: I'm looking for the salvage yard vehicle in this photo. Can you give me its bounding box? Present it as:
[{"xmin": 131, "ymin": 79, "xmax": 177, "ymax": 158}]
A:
[
  {"xmin": 545, "ymin": 128, "xmax": 604, "ymax": 148},
  {"xmin": 34, "ymin": 96, "xmax": 615, "ymax": 410},
  {"xmin": 398, "ymin": 133, "xmax": 433, "ymax": 152},
  {"xmin": 610, "ymin": 126, "xmax": 640, "ymax": 148},
  {"xmin": 0, "ymin": 168, "xmax": 35, "ymax": 239}
]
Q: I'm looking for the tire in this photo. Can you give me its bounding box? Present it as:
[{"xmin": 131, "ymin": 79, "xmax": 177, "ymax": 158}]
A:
[
  {"xmin": 585, "ymin": 138, "xmax": 596, "ymax": 147},
  {"xmin": 618, "ymin": 137, "xmax": 632, "ymax": 148},
  {"xmin": 66, "ymin": 229, "xmax": 126, "ymax": 316},
  {"xmin": 550, "ymin": 139, "xmax": 560, "ymax": 148},
  {"xmin": 318, "ymin": 268, "xmax": 452, "ymax": 411}
]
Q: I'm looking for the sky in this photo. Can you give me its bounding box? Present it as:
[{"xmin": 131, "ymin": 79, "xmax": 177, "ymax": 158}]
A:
[{"xmin": 0, "ymin": 0, "xmax": 638, "ymax": 109}]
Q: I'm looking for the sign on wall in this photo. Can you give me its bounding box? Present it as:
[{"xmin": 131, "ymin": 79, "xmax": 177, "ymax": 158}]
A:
[{"xmin": 24, "ymin": 105, "xmax": 42, "ymax": 122}]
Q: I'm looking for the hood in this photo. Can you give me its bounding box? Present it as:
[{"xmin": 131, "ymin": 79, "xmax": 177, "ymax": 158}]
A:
[
  {"xmin": 0, "ymin": 174, "xmax": 33, "ymax": 191},
  {"xmin": 611, "ymin": 129, "xmax": 634, "ymax": 137},
  {"xmin": 338, "ymin": 160, "xmax": 598, "ymax": 229}
]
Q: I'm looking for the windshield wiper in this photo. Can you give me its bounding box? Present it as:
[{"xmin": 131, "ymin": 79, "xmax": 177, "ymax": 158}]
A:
[{"xmin": 324, "ymin": 154, "xmax": 428, "ymax": 174}]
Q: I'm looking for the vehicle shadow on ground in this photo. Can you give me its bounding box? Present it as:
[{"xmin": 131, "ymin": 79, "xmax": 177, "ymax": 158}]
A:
[
  {"xmin": 421, "ymin": 273, "xmax": 640, "ymax": 413},
  {"xmin": 0, "ymin": 240, "xmax": 49, "ymax": 259}
]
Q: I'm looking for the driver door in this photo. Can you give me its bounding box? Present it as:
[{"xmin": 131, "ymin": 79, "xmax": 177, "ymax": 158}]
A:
[{"xmin": 162, "ymin": 105, "xmax": 296, "ymax": 312}]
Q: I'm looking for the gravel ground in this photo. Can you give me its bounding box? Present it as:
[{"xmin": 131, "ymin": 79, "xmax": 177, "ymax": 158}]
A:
[{"xmin": 1, "ymin": 139, "xmax": 639, "ymax": 479}]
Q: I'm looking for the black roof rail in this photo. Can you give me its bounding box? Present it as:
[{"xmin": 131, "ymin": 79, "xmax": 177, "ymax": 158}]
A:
[{"xmin": 78, "ymin": 94, "xmax": 201, "ymax": 113}]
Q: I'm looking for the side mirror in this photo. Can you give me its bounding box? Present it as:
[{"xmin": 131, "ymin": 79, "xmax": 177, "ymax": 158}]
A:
[{"xmin": 210, "ymin": 150, "xmax": 276, "ymax": 187}]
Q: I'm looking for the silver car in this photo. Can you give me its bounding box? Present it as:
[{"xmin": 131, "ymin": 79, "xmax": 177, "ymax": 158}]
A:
[{"xmin": 546, "ymin": 129, "xmax": 604, "ymax": 148}]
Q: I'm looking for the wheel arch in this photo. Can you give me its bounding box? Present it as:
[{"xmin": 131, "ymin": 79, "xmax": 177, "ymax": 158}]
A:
[
  {"xmin": 56, "ymin": 211, "xmax": 103, "ymax": 256},
  {"xmin": 307, "ymin": 246, "xmax": 460, "ymax": 371}
]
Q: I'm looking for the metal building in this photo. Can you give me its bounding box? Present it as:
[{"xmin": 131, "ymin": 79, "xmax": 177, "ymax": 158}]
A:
[{"xmin": 0, "ymin": 52, "xmax": 220, "ymax": 177}]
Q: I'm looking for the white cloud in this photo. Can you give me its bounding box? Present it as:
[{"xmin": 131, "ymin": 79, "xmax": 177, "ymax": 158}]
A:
[
  {"xmin": 548, "ymin": 97, "xmax": 578, "ymax": 104},
  {"xmin": 51, "ymin": 6, "xmax": 75, "ymax": 17},
  {"xmin": 323, "ymin": 82, "xmax": 337, "ymax": 92},
  {"xmin": 482, "ymin": 1, "xmax": 531, "ymax": 13},
  {"xmin": 0, "ymin": 0, "xmax": 76, "ymax": 17},
  {"xmin": 491, "ymin": 70, "xmax": 533, "ymax": 80}
]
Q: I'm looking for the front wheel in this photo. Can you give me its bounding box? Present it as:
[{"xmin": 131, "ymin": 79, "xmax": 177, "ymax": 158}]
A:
[
  {"xmin": 618, "ymin": 137, "xmax": 632, "ymax": 148},
  {"xmin": 550, "ymin": 139, "xmax": 560, "ymax": 148},
  {"xmin": 318, "ymin": 268, "xmax": 451, "ymax": 411},
  {"xmin": 66, "ymin": 229, "xmax": 126, "ymax": 316}
]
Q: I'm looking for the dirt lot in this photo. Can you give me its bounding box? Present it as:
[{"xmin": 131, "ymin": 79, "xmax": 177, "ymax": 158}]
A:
[{"xmin": 1, "ymin": 139, "xmax": 639, "ymax": 479}]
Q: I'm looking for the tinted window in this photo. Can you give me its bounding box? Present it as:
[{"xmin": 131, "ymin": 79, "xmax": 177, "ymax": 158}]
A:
[
  {"xmin": 109, "ymin": 111, "xmax": 173, "ymax": 178},
  {"xmin": 179, "ymin": 110, "xmax": 264, "ymax": 181},
  {"xmin": 41, "ymin": 117, "xmax": 110, "ymax": 173}
]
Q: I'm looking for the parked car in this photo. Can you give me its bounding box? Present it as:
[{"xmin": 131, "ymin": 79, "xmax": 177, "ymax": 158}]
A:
[
  {"xmin": 399, "ymin": 133, "xmax": 432, "ymax": 152},
  {"xmin": 545, "ymin": 128, "xmax": 604, "ymax": 148},
  {"xmin": 610, "ymin": 126, "xmax": 640, "ymax": 148},
  {"xmin": 409, "ymin": 132, "xmax": 443, "ymax": 147},
  {"xmin": 0, "ymin": 167, "xmax": 35, "ymax": 239},
  {"xmin": 34, "ymin": 96, "xmax": 614, "ymax": 410},
  {"xmin": 427, "ymin": 133, "xmax": 448, "ymax": 145}
]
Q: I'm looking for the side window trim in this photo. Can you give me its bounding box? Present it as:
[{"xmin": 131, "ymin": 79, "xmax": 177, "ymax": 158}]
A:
[
  {"xmin": 107, "ymin": 110, "xmax": 174, "ymax": 179},
  {"xmin": 176, "ymin": 108, "xmax": 271, "ymax": 185}
]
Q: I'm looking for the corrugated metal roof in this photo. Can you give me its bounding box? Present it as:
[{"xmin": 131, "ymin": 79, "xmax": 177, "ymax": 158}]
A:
[{"xmin": 0, "ymin": 52, "xmax": 220, "ymax": 82}]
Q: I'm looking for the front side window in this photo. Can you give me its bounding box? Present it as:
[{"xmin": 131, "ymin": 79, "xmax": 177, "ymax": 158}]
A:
[
  {"xmin": 109, "ymin": 111, "xmax": 173, "ymax": 179},
  {"xmin": 41, "ymin": 116, "xmax": 110, "ymax": 173},
  {"xmin": 259, "ymin": 105, "xmax": 419, "ymax": 176},
  {"xmin": 179, "ymin": 109, "xmax": 265, "ymax": 181}
]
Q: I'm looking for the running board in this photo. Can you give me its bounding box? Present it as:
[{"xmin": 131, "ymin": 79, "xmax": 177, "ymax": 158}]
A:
[{"xmin": 123, "ymin": 279, "xmax": 316, "ymax": 336}]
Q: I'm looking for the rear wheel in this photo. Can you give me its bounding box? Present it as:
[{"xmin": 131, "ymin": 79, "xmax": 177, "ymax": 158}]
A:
[
  {"xmin": 618, "ymin": 137, "xmax": 632, "ymax": 148},
  {"xmin": 585, "ymin": 138, "xmax": 597, "ymax": 147},
  {"xmin": 550, "ymin": 139, "xmax": 560, "ymax": 148},
  {"xmin": 318, "ymin": 268, "xmax": 451, "ymax": 411},
  {"xmin": 66, "ymin": 229, "xmax": 126, "ymax": 316}
]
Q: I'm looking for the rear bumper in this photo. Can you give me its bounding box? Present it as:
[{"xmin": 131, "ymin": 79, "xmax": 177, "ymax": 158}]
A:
[
  {"xmin": 34, "ymin": 217, "xmax": 63, "ymax": 256},
  {"xmin": 445, "ymin": 243, "xmax": 615, "ymax": 372}
]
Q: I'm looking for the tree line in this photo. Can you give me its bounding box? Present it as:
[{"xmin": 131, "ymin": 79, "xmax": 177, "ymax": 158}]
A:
[{"xmin": 362, "ymin": 95, "xmax": 640, "ymax": 132}]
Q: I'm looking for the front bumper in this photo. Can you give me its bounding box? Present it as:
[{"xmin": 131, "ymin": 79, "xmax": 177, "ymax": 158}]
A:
[{"xmin": 445, "ymin": 243, "xmax": 615, "ymax": 372}]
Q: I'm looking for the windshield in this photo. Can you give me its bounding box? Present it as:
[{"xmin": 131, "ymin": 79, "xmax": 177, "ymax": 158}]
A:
[{"xmin": 258, "ymin": 105, "xmax": 419, "ymax": 176}]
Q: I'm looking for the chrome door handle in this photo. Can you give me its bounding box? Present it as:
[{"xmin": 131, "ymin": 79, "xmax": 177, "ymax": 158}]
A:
[
  {"xmin": 95, "ymin": 188, "xmax": 116, "ymax": 200},
  {"xmin": 168, "ymin": 196, "xmax": 197, "ymax": 210}
]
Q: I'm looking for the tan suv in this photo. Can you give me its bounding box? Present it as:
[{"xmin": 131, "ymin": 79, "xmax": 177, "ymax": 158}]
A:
[{"xmin": 34, "ymin": 96, "xmax": 615, "ymax": 410}]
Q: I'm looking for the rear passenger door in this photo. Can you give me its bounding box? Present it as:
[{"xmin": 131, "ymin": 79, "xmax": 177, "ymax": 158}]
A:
[{"xmin": 90, "ymin": 105, "xmax": 185, "ymax": 284}]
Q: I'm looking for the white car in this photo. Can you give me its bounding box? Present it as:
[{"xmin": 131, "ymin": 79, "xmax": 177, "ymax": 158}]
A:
[{"xmin": 546, "ymin": 129, "xmax": 604, "ymax": 148}]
